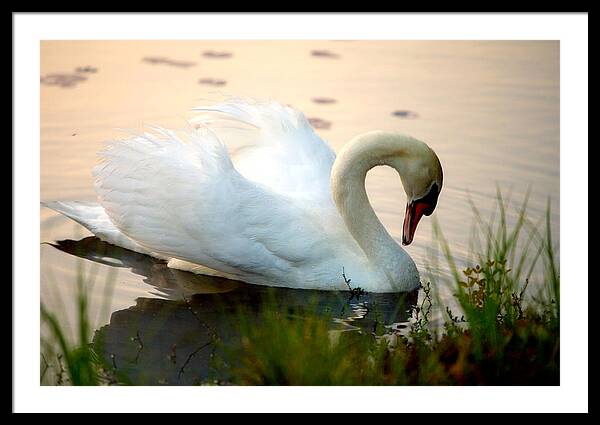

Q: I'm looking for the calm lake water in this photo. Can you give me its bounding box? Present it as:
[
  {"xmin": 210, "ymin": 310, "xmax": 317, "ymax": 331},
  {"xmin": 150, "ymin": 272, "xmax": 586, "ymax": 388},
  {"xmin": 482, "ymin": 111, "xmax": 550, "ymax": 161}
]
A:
[{"xmin": 40, "ymin": 40, "xmax": 559, "ymax": 385}]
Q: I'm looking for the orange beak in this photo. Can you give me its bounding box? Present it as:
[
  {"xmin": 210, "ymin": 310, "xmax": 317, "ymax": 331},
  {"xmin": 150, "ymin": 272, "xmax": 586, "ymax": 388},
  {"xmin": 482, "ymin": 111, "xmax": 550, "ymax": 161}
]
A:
[
  {"xmin": 402, "ymin": 200, "xmax": 429, "ymax": 245},
  {"xmin": 402, "ymin": 184, "xmax": 440, "ymax": 246}
]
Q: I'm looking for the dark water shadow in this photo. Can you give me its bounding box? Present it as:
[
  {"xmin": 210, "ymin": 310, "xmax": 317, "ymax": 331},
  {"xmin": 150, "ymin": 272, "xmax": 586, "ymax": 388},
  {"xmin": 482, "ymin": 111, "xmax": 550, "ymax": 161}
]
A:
[
  {"xmin": 75, "ymin": 66, "xmax": 98, "ymax": 74},
  {"xmin": 310, "ymin": 50, "xmax": 340, "ymax": 59},
  {"xmin": 392, "ymin": 110, "xmax": 419, "ymax": 119},
  {"xmin": 48, "ymin": 237, "xmax": 418, "ymax": 385},
  {"xmin": 41, "ymin": 66, "xmax": 100, "ymax": 88},
  {"xmin": 311, "ymin": 97, "xmax": 337, "ymax": 105},
  {"xmin": 142, "ymin": 56, "xmax": 197, "ymax": 68},
  {"xmin": 198, "ymin": 78, "xmax": 227, "ymax": 87},
  {"xmin": 202, "ymin": 50, "xmax": 233, "ymax": 59},
  {"xmin": 307, "ymin": 117, "xmax": 332, "ymax": 130},
  {"xmin": 41, "ymin": 73, "xmax": 88, "ymax": 88}
]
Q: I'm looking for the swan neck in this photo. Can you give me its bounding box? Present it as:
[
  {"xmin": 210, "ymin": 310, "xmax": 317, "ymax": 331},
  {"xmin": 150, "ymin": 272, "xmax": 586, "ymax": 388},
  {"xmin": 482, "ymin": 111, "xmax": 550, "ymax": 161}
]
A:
[{"xmin": 330, "ymin": 134, "xmax": 415, "ymax": 284}]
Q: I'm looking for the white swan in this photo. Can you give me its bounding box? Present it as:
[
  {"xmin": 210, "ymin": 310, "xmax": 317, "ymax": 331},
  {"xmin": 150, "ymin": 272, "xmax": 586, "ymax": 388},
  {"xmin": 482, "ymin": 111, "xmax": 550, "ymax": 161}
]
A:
[{"xmin": 43, "ymin": 99, "xmax": 443, "ymax": 292}]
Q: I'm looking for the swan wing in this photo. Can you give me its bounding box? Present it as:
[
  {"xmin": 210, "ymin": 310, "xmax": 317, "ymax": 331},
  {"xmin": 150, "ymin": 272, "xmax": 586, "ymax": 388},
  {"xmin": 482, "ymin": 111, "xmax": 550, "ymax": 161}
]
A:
[
  {"xmin": 191, "ymin": 98, "xmax": 337, "ymax": 204},
  {"xmin": 93, "ymin": 124, "xmax": 339, "ymax": 284}
]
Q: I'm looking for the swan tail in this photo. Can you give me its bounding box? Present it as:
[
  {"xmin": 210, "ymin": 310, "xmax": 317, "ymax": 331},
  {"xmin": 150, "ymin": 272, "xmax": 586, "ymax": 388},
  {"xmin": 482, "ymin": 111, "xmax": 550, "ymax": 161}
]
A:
[
  {"xmin": 42, "ymin": 201, "xmax": 106, "ymax": 232},
  {"xmin": 42, "ymin": 201, "xmax": 158, "ymax": 257}
]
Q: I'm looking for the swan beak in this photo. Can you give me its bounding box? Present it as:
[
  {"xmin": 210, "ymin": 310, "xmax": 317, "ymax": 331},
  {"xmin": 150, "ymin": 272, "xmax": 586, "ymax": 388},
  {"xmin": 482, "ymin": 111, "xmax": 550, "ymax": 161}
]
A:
[
  {"xmin": 402, "ymin": 184, "xmax": 440, "ymax": 246},
  {"xmin": 402, "ymin": 201, "xmax": 430, "ymax": 245}
]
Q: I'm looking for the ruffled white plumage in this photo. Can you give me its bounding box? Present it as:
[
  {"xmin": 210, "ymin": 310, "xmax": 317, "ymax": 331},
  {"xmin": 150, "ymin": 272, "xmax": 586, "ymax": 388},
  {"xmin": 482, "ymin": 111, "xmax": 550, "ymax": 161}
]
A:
[
  {"xmin": 90, "ymin": 99, "xmax": 366, "ymax": 290},
  {"xmin": 191, "ymin": 98, "xmax": 336, "ymax": 203}
]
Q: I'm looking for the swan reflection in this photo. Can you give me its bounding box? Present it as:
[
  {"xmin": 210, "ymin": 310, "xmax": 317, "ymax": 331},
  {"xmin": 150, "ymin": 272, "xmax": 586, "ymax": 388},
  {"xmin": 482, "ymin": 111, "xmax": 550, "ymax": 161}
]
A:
[{"xmin": 50, "ymin": 237, "xmax": 418, "ymax": 385}]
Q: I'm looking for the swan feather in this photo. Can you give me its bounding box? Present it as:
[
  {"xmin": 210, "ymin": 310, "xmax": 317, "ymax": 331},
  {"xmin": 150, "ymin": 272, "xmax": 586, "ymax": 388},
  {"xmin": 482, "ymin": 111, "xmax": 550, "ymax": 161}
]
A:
[{"xmin": 93, "ymin": 100, "xmax": 358, "ymax": 289}]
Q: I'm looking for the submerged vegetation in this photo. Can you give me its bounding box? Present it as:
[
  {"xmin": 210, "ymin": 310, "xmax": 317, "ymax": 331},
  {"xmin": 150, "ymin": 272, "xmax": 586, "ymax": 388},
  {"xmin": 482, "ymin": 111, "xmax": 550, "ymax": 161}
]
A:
[
  {"xmin": 40, "ymin": 193, "xmax": 559, "ymax": 385},
  {"xmin": 40, "ymin": 259, "xmax": 127, "ymax": 385}
]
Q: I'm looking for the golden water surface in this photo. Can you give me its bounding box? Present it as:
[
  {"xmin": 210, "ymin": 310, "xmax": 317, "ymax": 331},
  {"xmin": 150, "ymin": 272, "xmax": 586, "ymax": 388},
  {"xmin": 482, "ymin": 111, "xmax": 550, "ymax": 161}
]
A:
[{"xmin": 40, "ymin": 41, "xmax": 559, "ymax": 383}]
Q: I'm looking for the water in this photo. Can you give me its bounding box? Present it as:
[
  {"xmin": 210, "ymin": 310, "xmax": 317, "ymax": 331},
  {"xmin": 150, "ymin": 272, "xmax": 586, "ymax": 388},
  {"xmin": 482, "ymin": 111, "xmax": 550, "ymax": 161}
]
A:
[{"xmin": 40, "ymin": 40, "xmax": 559, "ymax": 384}]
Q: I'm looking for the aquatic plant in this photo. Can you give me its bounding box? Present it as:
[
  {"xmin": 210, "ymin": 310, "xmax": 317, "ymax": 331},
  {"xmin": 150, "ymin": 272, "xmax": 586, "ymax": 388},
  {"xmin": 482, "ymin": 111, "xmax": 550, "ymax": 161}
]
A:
[{"xmin": 40, "ymin": 255, "xmax": 128, "ymax": 385}]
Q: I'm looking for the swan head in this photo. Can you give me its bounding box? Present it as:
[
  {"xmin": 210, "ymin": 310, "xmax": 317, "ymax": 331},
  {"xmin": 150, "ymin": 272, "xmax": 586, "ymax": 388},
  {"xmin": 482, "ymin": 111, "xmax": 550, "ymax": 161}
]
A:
[
  {"xmin": 333, "ymin": 130, "xmax": 443, "ymax": 253},
  {"xmin": 358, "ymin": 131, "xmax": 443, "ymax": 246},
  {"xmin": 390, "ymin": 135, "xmax": 443, "ymax": 246}
]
